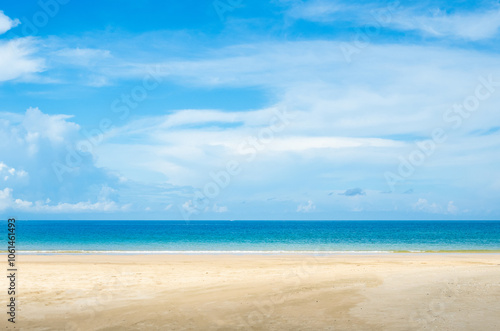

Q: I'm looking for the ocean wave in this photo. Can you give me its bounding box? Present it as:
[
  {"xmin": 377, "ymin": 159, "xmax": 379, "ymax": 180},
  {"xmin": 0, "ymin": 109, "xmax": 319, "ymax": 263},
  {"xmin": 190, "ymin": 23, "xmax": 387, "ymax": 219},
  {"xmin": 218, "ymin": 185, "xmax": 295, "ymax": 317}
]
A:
[
  {"xmin": 7, "ymin": 249, "xmax": 500, "ymax": 255},
  {"xmin": 13, "ymin": 250, "xmax": 396, "ymax": 254}
]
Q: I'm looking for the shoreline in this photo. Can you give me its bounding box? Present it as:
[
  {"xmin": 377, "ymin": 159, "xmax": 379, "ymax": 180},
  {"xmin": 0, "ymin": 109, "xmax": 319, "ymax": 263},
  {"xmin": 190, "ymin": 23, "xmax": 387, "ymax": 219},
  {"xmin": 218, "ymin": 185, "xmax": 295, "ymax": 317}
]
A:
[
  {"xmin": 17, "ymin": 252, "xmax": 500, "ymax": 265},
  {"xmin": 8, "ymin": 249, "xmax": 500, "ymax": 255}
]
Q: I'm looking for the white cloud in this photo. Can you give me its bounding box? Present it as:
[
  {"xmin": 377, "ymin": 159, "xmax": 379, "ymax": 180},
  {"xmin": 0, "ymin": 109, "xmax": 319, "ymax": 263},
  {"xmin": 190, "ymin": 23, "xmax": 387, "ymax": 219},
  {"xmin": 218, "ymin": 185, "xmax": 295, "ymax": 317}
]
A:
[
  {"xmin": 0, "ymin": 186, "xmax": 125, "ymax": 213},
  {"xmin": 412, "ymin": 199, "xmax": 461, "ymax": 215},
  {"xmin": 22, "ymin": 107, "xmax": 80, "ymax": 146},
  {"xmin": 266, "ymin": 137, "xmax": 403, "ymax": 152},
  {"xmin": 0, "ymin": 108, "xmax": 80, "ymax": 161},
  {"xmin": 0, "ymin": 109, "xmax": 132, "ymax": 215},
  {"xmin": 36, "ymin": 200, "xmax": 122, "ymax": 212},
  {"xmin": 0, "ymin": 188, "xmax": 13, "ymax": 211},
  {"xmin": 0, "ymin": 11, "xmax": 20, "ymax": 35},
  {"xmin": 181, "ymin": 200, "xmax": 228, "ymax": 214},
  {"xmin": 283, "ymin": 1, "xmax": 500, "ymax": 40},
  {"xmin": 392, "ymin": 8, "xmax": 500, "ymax": 41},
  {"xmin": 183, "ymin": 200, "xmax": 192, "ymax": 209},
  {"xmin": 213, "ymin": 204, "xmax": 228, "ymax": 213},
  {"xmin": 97, "ymin": 185, "xmax": 117, "ymax": 201},
  {"xmin": 0, "ymin": 162, "xmax": 28, "ymax": 182},
  {"xmin": 54, "ymin": 48, "xmax": 112, "ymax": 66},
  {"xmin": 117, "ymin": 41, "xmax": 500, "ymax": 140},
  {"xmin": 64, "ymin": 36, "xmax": 500, "ymax": 219},
  {"xmin": 297, "ymin": 200, "xmax": 315, "ymax": 212},
  {"xmin": 447, "ymin": 201, "xmax": 459, "ymax": 214},
  {"xmin": 1, "ymin": 24, "xmax": 499, "ymax": 218},
  {"xmin": 413, "ymin": 198, "xmax": 441, "ymax": 214},
  {"xmin": 0, "ymin": 38, "xmax": 45, "ymax": 82}
]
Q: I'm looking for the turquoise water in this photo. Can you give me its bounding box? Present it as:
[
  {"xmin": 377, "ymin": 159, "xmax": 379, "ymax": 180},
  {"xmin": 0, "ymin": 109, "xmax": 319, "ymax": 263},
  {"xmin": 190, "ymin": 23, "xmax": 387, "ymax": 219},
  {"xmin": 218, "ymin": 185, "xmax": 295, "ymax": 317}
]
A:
[{"xmin": 7, "ymin": 220, "xmax": 500, "ymax": 253}]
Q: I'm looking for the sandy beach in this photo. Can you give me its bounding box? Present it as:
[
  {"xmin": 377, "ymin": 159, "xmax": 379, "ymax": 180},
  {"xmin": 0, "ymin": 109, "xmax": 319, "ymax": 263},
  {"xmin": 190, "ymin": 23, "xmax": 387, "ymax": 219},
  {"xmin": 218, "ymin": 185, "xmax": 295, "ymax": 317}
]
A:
[{"xmin": 11, "ymin": 254, "xmax": 500, "ymax": 330}]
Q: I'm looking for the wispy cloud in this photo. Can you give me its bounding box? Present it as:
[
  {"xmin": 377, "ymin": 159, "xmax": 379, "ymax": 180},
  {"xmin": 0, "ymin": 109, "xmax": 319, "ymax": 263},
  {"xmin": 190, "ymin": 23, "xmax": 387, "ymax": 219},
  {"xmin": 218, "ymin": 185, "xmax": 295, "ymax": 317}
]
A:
[
  {"xmin": 297, "ymin": 200, "xmax": 315, "ymax": 212},
  {"xmin": 54, "ymin": 48, "xmax": 112, "ymax": 66},
  {"xmin": 0, "ymin": 187, "xmax": 127, "ymax": 213},
  {"xmin": 0, "ymin": 10, "xmax": 19, "ymax": 35},
  {"xmin": 412, "ymin": 198, "xmax": 462, "ymax": 215},
  {"xmin": 0, "ymin": 162, "xmax": 27, "ymax": 182},
  {"xmin": 2, "ymin": 2, "xmax": 500, "ymax": 219},
  {"xmin": 284, "ymin": 0, "xmax": 500, "ymax": 40},
  {"xmin": 392, "ymin": 7, "xmax": 500, "ymax": 40},
  {"xmin": 0, "ymin": 38, "xmax": 44, "ymax": 82}
]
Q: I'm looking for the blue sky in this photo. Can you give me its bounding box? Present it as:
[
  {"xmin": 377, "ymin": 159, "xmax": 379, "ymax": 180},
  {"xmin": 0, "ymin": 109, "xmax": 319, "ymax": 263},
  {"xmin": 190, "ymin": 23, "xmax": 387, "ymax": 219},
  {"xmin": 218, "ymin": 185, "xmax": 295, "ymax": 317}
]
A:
[{"xmin": 1, "ymin": 0, "xmax": 500, "ymax": 220}]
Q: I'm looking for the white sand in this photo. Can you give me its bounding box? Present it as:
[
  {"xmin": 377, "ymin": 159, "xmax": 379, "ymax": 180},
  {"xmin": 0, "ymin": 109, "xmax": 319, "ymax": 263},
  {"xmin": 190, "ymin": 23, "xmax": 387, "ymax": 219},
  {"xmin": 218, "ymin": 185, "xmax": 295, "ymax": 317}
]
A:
[{"xmin": 11, "ymin": 254, "xmax": 500, "ymax": 330}]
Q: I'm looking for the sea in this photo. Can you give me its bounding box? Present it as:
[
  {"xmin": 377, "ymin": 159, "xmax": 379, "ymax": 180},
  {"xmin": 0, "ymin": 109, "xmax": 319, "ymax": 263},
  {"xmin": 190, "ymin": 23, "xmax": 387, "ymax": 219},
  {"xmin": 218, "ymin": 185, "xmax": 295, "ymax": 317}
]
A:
[{"xmin": 6, "ymin": 220, "xmax": 500, "ymax": 254}]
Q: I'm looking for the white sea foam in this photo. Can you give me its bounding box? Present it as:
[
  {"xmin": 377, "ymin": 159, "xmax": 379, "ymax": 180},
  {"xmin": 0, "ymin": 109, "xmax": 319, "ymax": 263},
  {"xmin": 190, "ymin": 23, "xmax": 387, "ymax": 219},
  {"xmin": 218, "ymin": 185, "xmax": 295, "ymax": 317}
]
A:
[{"xmin": 17, "ymin": 250, "xmax": 413, "ymax": 255}]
